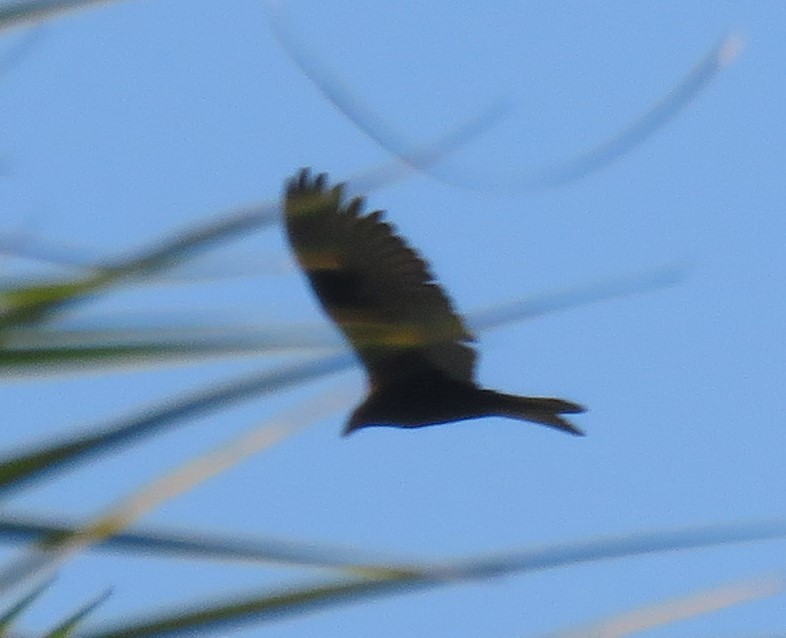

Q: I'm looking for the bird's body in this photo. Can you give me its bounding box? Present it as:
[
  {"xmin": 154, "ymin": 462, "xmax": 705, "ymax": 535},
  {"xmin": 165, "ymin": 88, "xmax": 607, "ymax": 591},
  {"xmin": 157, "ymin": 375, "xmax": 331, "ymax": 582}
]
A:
[{"xmin": 284, "ymin": 169, "xmax": 585, "ymax": 436}]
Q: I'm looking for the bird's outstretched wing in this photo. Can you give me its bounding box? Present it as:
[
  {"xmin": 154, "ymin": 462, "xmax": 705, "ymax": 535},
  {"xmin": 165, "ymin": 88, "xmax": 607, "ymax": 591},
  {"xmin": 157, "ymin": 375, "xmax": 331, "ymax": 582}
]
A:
[{"xmin": 284, "ymin": 169, "xmax": 475, "ymax": 386}]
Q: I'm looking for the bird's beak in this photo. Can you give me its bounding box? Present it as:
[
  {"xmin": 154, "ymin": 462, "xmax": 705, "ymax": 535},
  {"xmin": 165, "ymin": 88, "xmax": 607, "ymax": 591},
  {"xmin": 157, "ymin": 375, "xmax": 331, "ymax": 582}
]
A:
[{"xmin": 341, "ymin": 422, "xmax": 358, "ymax": 437}]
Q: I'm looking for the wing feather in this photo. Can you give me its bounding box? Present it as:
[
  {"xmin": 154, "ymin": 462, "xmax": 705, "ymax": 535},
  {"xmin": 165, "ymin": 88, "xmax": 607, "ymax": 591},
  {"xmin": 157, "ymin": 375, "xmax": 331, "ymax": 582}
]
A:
[{"xmin": 284, "ymin": 169, "xmax": 476, "ymax": 385}]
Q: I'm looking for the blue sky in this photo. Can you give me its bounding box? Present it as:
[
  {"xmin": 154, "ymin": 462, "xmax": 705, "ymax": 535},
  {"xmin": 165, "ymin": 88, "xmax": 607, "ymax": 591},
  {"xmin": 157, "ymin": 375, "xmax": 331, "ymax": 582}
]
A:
[{"xmin": 1, "ymin": 1, "xmax": 785, "ymax": 636}]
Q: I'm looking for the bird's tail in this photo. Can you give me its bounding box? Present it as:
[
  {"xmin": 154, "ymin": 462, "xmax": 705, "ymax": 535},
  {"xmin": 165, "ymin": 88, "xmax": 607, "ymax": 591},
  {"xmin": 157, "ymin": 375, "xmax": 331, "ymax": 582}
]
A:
[{"xmin": 486, "ymin": 391, "xmax": 586, "ymax": 436}]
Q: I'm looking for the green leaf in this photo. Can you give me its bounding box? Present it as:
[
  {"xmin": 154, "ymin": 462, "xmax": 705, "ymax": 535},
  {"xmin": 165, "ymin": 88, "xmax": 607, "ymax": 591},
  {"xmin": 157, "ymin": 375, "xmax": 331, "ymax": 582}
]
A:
[
  {"xmin": 0, "ymin": 202, "xmax": 279, "ymax": 331},
  {"xmin": 0, "ymin": 323, "xmax": 338, "ymax": 376},
  {"xmin": 2, "ymin": 260, "xmax": 672, "ymax": 376},
  {"xmin": 0, "ymin": 278, "xmax": 99, "ymax": 328}
]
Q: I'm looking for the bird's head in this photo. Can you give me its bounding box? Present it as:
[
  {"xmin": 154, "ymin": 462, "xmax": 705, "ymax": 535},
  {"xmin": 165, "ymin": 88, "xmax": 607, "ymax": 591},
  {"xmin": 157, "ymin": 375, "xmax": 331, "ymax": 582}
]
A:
[
  {"xmin": 343, "ymin": 405, "xmax": 371, "ymax": 436},
  {"xmin": 343, "ymin": 397, "xmax": 386, "ymax": 436}
]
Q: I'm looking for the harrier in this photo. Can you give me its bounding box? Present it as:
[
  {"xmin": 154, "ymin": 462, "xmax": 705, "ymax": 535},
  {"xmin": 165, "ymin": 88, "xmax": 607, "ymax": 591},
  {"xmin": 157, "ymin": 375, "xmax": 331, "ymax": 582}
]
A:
[{"xmin": 284, "ymin": 169, "xmax": 585, "ymax": 436}]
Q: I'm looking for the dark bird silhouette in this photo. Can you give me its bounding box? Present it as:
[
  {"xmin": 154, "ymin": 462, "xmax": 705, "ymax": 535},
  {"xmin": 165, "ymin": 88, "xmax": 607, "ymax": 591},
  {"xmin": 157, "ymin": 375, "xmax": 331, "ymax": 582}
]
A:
[{"xmin": 284, "ymin": 169, "xmax": 585, "ymax": 436}]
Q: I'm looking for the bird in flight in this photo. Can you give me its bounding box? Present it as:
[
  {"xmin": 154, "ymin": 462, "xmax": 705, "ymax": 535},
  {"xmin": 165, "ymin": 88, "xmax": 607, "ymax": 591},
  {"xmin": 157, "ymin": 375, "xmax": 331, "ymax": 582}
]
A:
[{"xmin": 284, "ymin": 169, "xmax": 585, "ymax": 436}]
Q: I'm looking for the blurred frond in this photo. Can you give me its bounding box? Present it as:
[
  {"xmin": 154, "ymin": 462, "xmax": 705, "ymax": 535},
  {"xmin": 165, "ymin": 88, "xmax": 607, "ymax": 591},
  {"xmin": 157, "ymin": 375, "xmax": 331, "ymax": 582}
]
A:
[
  {"xmin": 0, "ymin": 26, "xmax": 44, "ymax": 77},
  {"xmin": 0, "ymin": 578, "xmax": 53, "ymax": 633},
  {"xmin": 0, "ymin": 323, "xmax": 339, "ymax": 377},
  {"xmin": 44, "ymin": 590, "xmax": 111, "ymax": 638},
  {"xmin": 0, "ymin": 353, "xmax": 353, "ymax": 496},
  {"xmin": 0, "ymin": 387, "xmax": 353, "ymax": 593},
  {"xmin": 0, "ymin": 511, "xmax": 412, "ymax": 571},
  {"xmin": 0, "ymin": 203, "xmax": 279, "ymax": 331},
  {"xmin": 267, "ymin": 2, "xmax": 743, "ymax": 192},
  {"xmin": 540, "ymin": 572, "xmax": 784, "ymax": 638},
  {"xmin": 0, "ymin": 0, "xmax": 126, "ymax": 30},
  {"xmin": 75, "ymin": 519, "xmax": 786, "ymax": 638}
]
